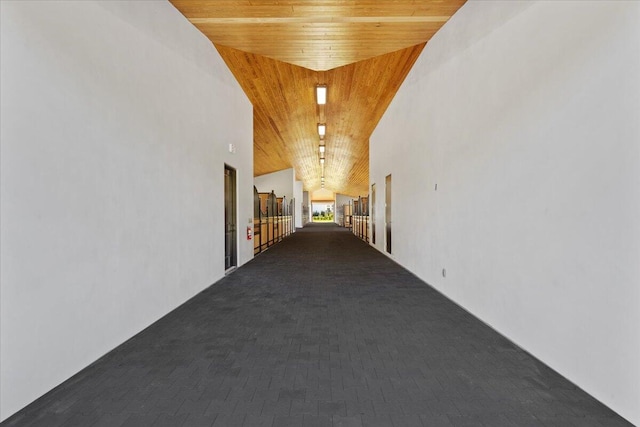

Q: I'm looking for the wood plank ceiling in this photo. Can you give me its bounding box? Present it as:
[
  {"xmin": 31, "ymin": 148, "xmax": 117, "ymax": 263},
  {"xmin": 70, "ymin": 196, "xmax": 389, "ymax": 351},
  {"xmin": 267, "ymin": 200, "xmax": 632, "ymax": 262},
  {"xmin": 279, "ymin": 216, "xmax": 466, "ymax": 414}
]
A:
[{"xmin": 171, "ymin": 1, "xmax": 466, "ymax": 197}]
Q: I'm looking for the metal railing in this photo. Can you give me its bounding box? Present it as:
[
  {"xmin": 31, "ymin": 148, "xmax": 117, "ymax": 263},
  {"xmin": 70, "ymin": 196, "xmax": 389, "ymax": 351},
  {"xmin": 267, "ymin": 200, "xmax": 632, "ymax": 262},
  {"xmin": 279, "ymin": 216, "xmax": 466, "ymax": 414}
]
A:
[
  {"xmin": 253, "ymin": 188, "xmax": 295, "ymax": 255},
  {"xmin": 352, "ymin": 215, "xmax": 369, "ymax": 243},
  {"xmin": 345, "ymin": 195, "xmax": 369, "ymax": 243}
]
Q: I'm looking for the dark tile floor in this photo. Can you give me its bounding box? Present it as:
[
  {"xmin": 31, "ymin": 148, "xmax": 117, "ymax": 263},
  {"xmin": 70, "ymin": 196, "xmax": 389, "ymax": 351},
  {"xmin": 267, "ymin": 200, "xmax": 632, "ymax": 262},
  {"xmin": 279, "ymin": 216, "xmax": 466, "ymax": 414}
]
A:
[{"xmin": 2, "ymin": 224, "xmax": 632, "ymax": 427}]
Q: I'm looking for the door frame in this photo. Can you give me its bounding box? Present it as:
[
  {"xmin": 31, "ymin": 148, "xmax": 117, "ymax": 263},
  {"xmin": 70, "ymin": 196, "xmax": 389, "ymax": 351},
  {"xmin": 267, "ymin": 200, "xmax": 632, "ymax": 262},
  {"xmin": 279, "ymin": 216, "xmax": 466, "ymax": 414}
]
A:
[
  {"xmin": 224, "ymin": 164, "xmax": 238, "ymax": 271},
  {"xmin": 385, "ymin": 174, "xmax": 392, "ymax": 254},
  {"xmin": 371, "ymin": 183, "xmax": 376, "ymax": 245}
]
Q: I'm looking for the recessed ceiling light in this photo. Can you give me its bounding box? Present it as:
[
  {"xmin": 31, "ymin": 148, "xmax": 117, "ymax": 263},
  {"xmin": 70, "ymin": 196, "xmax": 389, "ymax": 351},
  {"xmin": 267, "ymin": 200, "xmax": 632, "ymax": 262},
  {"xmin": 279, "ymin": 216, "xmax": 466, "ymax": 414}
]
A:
[
  {"xmin": 318, "ymin": 124, "xmax": 326, "ymax": 137},
  {"xmin": 316, "ymin": 85, "xmax": 327, "ymax": 105}
]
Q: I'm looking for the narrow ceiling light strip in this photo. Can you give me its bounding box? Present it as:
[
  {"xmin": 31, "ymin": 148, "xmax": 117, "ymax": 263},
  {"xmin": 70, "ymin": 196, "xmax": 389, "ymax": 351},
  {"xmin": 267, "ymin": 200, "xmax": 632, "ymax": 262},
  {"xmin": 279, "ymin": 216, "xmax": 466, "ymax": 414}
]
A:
[
  {"xmin": 316, "ymin": 85, "xmax": 327, "ymax": 105},
  {"xmin": 317, "ymin": 84, "xmax": 327, "ymax": 189},
  {"xmin": 318, "ymin": 123, "xmax": 326, "ymax": 138}
]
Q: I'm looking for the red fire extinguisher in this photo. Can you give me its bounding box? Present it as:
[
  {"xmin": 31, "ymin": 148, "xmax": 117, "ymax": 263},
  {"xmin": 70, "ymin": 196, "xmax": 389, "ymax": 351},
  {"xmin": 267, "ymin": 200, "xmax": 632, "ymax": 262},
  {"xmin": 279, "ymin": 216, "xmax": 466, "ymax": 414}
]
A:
[{"xmin": 247, "ymin": 226, "xmax": 252, "ymax": 240}]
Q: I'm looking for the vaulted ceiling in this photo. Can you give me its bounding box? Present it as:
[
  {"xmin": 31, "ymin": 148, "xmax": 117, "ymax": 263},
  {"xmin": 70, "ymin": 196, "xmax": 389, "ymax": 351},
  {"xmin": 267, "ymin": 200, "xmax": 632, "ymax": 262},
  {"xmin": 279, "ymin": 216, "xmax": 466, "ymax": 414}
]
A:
[{"xmin": 170, "ymin": 1, "xmax": 466, "ymax": 196}]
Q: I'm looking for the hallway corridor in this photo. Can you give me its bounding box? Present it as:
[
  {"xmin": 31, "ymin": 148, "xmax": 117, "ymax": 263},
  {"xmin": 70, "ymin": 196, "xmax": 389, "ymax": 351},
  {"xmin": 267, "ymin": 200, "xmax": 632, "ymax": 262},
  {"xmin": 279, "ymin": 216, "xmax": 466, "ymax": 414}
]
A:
[{"xmin": 3, "ymin": 224, "xmax": 630, "ymax": 427}]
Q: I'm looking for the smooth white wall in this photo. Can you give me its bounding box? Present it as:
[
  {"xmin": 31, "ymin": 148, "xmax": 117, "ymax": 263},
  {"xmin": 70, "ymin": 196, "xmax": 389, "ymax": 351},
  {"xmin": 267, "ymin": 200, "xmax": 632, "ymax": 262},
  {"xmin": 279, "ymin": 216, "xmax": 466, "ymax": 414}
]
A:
[
  {"xmin": 0, "ymin": 0, "xmax": 253, "ymax": 420},
  {"xmin": 302, "ymin": 191, "xmax": 311, "ymax": 224},
  {"xmin": 370, "ymin": 1, "xmax": 639, "ymax": 424},
  {"xmin": 254, "ymin": 168, "xmax": 295, "ymax": 204},
  {"xmin": 294, "ymin": 181, "xmax": 303, "ymax": 228}
]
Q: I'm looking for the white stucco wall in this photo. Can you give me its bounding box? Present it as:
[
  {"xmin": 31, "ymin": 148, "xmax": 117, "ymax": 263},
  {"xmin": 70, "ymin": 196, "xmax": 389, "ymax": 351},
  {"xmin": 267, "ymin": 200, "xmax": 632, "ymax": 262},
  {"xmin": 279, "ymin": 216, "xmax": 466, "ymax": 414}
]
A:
[
  {"xmin": 302, "ymin": 191, "xmax": 311, "ymax": 224},
  {"xmin": 254, "ymin": 168, "xmax": 296, "ymax": 211},
  {"xmin": 370, "ymin": 1, "xmax": 639, "ymax": 424},
  {"xmin": 294, "ymin": 180, "xmax": 303, "ymax": 228},
  {"xmin": 0, "ymin": 0, "xmax": 253, "ymax": 420}
]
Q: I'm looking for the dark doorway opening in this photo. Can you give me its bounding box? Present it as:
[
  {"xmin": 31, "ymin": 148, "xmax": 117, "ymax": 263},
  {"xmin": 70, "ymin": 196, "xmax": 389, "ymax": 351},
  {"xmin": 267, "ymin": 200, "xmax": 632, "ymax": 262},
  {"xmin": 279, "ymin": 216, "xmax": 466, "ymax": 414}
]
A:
[
  {"xmin": 385, "ymin": 174, "xmax": 392, "ymax": 254},
  {"xmin": 224, "ymin": 165, "xmax": 237, "ymax": 271}
]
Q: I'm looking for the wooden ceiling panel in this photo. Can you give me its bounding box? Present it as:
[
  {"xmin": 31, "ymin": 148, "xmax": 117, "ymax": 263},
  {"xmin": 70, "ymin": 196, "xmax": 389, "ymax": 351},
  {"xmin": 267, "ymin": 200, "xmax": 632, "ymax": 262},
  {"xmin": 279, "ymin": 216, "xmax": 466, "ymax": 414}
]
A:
[
  {"xmin": 191, "ymin": 22, "xmax": 442, "ymax": 70},
  {"xmin": 172, "ymin": 1, "xmax": 465, "ymax": 19},
  {"xmin": 172, "ymin": 0, "xmax": 465, "ymax": 71},
  {"xmin": 170, "ymin": 0, "xmax": 467, "ymax": 197},
  {"xmin": 216, "ymin": 44, "xmax": 425, "ymax": 196}
]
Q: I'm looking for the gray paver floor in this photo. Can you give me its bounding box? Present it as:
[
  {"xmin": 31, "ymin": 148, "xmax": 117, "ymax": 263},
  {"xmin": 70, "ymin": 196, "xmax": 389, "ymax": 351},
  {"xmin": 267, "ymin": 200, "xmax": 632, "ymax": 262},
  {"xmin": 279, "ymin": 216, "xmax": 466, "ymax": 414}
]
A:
[{"xmin": 2, "ymin": 223, "xmax": 632, "ymax": 427}]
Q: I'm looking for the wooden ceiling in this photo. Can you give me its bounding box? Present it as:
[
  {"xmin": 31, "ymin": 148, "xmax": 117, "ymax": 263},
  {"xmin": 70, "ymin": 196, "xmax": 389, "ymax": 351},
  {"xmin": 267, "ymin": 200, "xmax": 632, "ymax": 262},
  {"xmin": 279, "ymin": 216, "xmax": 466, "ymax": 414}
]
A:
[{"xmin": 171, "ymin": 1, "xmax": 466, "ymax": 196}]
